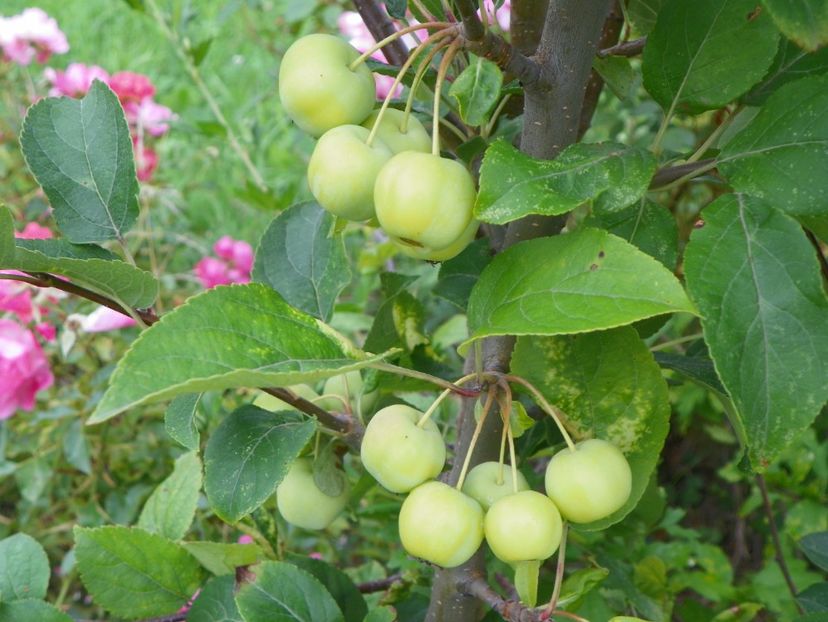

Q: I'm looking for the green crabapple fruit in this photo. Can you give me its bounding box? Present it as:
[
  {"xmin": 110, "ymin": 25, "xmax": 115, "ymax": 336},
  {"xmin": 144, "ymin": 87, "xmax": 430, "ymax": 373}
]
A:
[
  {"xmin": 544, "ymin": 438, "xmax": 632, "ymax": 524},
  {"xmin": 308, "ymin": 125, "xmax": 392, "ymax": 221},
  {"xmin": 461, "ymin": 461, "xmax": 530, "ymax": 511},
  {"xmin": 360, "ymin": 404, "xmax": 445, "ymax": 493},
  {"xmin": 317, "ymin": 370, "xmax": 378, "ymax": 414},
  {"xmin": 278, "ymin": 33, "xmax": 376, "ymax": 136},
  {"xmin": 276, "ymin": 457, "xmax": 350, "ymax": 530},
  {"xmin": 393, "ymin": 218, "xmax": 479, "ymax": 262},
  {"xmin": 484, "ymin": 490, "xmax": 563, "ymax": 563},
  {"xmin": 374, "ymin": 152, "xmax": 476, "ymax": 253},
  {"xmin": 361, "ymin": 108, "xmax": 431, "ymax": 155},
  {"xmin": 399, "ymin": 481, "xmax": 484, "ymax": 568}
]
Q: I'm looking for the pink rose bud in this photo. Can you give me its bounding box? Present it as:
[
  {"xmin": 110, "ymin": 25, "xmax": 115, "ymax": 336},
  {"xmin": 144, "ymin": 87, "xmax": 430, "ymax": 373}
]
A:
[
  {"xmin": 35, "ymin": 322, "xmax": 57, "ymax": 342},
  {"xmin": 231, "ymin": 241, "xmax": 254, "ymax": 273},
  {"xmin": 79, "ymin": 306, "xmax": 137, "ymax": 333},
  {"xmin": 0, "ymin": 319, "xmax": 54, "ymax": 419},
  {"xmin": 213, "ymin": 236, "xmax": 236, "ymax": 261},
  {"xmin": 195, "ymin": 256, "xmax": 231, "ymax": 289}
]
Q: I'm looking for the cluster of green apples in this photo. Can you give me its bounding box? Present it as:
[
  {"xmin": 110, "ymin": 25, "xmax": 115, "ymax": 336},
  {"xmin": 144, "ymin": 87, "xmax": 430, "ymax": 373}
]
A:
[
  {"xmin": 278, "ymin": 33, "xmax": 478, "ymax": 261},
  {"xmin": 359, "ymin": 403, "xmax": 634, "ymax": 570}
]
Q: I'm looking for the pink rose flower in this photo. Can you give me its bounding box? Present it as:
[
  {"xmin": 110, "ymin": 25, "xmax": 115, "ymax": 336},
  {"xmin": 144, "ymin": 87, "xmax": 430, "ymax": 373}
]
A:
[
  {"xmin": 78, "ymin": 306, "xmax": 137, "ymax": 333},
  {"xmin": 133, "ymin": 141, "xmax": 159, "ymax": 182},
  {"xmin": 44, "ymin": 63, "xmax": 109, "ymax": 98},
  {"xmin": 194, "ymin": 238, "xmax": 254, "ymax": 289},
  {"xmin": 17, "ymin": 221, "xmax": 53, "ymax": 240},
  {"xmin": 231, "ymin": 240, "xmax": 254, "ymax": 274},
  {"xmin": 0, "ymin": 319, "xmax": 53, "ymax": 419},
  {"xmin": 108, "ymin": 71, "xmax": 156, "ymax": 103},
  {"xmin": 124, "ymin": 98, "xmax": 175, "ymax": 137},
  {"xmin": 194, "ymin": 256, "xmax": 232, "ymax": 289},
  {"xmin": 0, "ymin": 8, "xmax": 69, "ymax": 66},
  {"xmin": 237, "ymin": 535, "xmax": 254, "ymax": 545},
  {"xmin": 213, "ymin": 235, "xmax": 236, "ymax": 261},
  {"xmin": 35, "ymin": 322, "xmax": 56, "ymax": 342},
  {"xmin": 0, "ymin": 281, "xmax": 33, "ymax": 323}
]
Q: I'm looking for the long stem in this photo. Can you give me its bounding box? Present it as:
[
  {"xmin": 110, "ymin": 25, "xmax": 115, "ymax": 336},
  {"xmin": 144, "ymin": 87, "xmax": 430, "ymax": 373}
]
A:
[
  {"xmin": 649, "ymin": 332, "xmax": 704, "ymax": 352},
  {"xmin": 650, "ymin": 159, "xmax": 718, "ymax": 193},
  {"xmin": 687, "ymin": 107, "xmax": 739, "ymax": 163},
  {"xmin": 370, "ymin": 361, "xmax": 481, "ymax": 397},
  {"xmin": 651, "ymin": 95, "xmax": 679, "ymax": 156},
  {"xmin": 502, "ymin": 375, "xmax": 577, "ymax": 451},
  {"xmin": 349, "ymin": 22, "xmax": 450, "ymax": 69},
  {"xmin": 455, "ymin": 387, "xmax": 496, "ymax": 490},
  {"xmin": 482, "ymin": 93, "xmax": 512, "ymax": 138},
  {"xmin": 366, "ymin": 29, "xmax": 456, "ymax": 147},
  {"xmin": 417, "ymin": 373, "xmax": 478, "ymax": 428},
  {"xmin": 402, "ymin": 37, "xmax": 452, "ymax": 133},
  {"xmin": 543, "ymin": 523, "xmax": 568, "ymax": 618},
  {"xmin": 432, "ymin": 39, "xmax": 462, "ymax": 156},
  {"xmin": 145, "ymin": 0, "xmax": 266, "ymax": 190}
]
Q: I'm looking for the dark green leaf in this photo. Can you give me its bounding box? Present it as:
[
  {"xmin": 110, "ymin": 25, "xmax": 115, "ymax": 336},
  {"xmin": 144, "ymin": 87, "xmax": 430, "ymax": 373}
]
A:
[
  {"xmin": 720, "ymin": 75, "xmax": 828, "ymax": 218},
  {"xmin": 585, "ymin": 198, "xmax": 678, "ymax": 269},
  {"xmin": 74, "ymin": 526, "xmax": 205, "ymax": 619},
  {"xmin": 62, "ymin": 418, "xmax": 92, "ymax": 474},
  {"xmin": 253, "ymin": 203, "xmax": 350, "ymax": 322},
  {"xmin": 204, "ymin": 405, "xmax": 315, "ymax": 522},
  {"xmin": 512, "ymin": 326, "xmax": 671, "ymax": 530},
  {"xmin": 434, "ymin": 239, "xmax": 492, "ymax": 310},
  {"xmin": 475, "ymin": 141, "xmax": 656, "ymax": 224},
  {"xmin": 289, "ymin": 556, "xmax": 368, "ymax": 622},
  {"xmin": 189, "ymin": 37, "xmax": 213, "ymax": 66},
  {"xmin": 593, "ymin": 56, "xmax": 637, "ymax": 101},
  {"xmin": 187, "ymin": 575, "xmax": 242, "ymax": 622},
  {"xmin": 448, "ymin": 57, "xmax": 503, "ymax": 127},
  {"xmin": 138, "ymin": 451, "xmax": 202, "ymax": 540},
  {"xmin": 386, "ymin": 0, "xmax": 407, "ymax": 19},
  {"xmin": 364, "ymin": 273, "xmax": 427, "ymax": 353},
  {"xmin": 761, "ymin": 0, "xmax": 828, "ymax": 51},
  {"xmin": 464, "ymin": 229, "xmax": 696, "ymax": 346},
  {"xmin": 165, "ymin": 394, "xmax": 201, "ymax": 451},
  {"xmin": 364, "ymin": 608, "xmax": 397, "ymax": 622},
  {"xmin": 745, "ymin": 40, "xmax": 828, "ymax": 105},
  {"xmin": 235, "ymin": 561, "xmax": 344, "ymax": 622},
  {"xmin": 642, "ymin": 0, "xmax": 778, "ymax": 113},
  {"xmin": 182, "ymin": 541, "xmax": 262, "ymax": 576},
  {"xmin": 799, "ymin": 583, "xmax": 828, "ymax": 613},
  {"xmin": 0, "ymin": 533, "xmax": 50, "ymax": 601},
  {"xmin": 0, "ymin": 208, "xmax": 158, "ymax": 308},
  {"xmin": 801, "ymin": 532, "xmax": 828, "ymax": 572},
  {"xmin": 0, "ymin": 600, "xmax": 72, "ymax": 622},
  {"xmin": 684, "ymin": 195, "xmax": 828, "ymax": 470},
  {"xmin": 653, "ymin": 352, "xmax": 727, "ymax": 394},
  {"xmin": 89, "ymin": 284, "xmax": 391, "ymax": 424},
  {"xmin": 313, "ymin": 441, "xmax": 347, "ymax": 497},
  {"xmin": 20, "ymin": 80, "xmax": 139, "ymax": 242}
]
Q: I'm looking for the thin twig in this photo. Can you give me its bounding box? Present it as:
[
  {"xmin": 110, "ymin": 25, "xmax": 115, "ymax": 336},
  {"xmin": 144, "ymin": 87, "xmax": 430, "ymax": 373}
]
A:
[
  {"xmin": 458, "ymin": 574, "xmax": 541, "ymax": 622},
  {"xmin": 358, "ymin": 573, "xmax": 402, "ymax": 593},
  {"xmin": 596, "ymin": 36, "xmax": 646, "ymax": 57},
  {"xmin": 756, "ymin": 475, "xmax": 804, "ymax": 612},
  {"xmin": 263, "ymin": 387, "xmax": 364, "ymax": 448}
]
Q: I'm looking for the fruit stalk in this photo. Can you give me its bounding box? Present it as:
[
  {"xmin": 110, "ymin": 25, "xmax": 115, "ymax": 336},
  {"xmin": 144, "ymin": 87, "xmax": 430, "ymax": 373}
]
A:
[
  {"xmin": 455, "ymin": 385, "xmax": 496, "ymax": 490},
  {"xmin": 349, "ymin": 21, "xmax": 452, "ymax": 70},
  {"xmin": 431, "ymin": 38, "xmax": 463, "ymax": 156}
]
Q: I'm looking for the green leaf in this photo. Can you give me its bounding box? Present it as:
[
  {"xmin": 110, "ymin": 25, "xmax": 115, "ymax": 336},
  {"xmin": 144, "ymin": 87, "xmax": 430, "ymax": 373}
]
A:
[
  {"xmin": 799, "ymin": 583, "xmax": 828, "ymax": 613},
  {"xmin": 0, "ymin": 533, "xmax": 50, "ymax": 601},
  {"xmin": 363, "ymin": 608, "xmax": 396, "ymax": 622},
  {"xmin": 165, "ymin": 394, "xmax": 201, "ymax": 450},
  {"xmin": 89, "ymin": 283, "xmax": 391, "ymax": 424},
  {"xmin": 0, "ymin": 208, "xmax": 158, "ymax": 309},
  {"xmin": 313, "ymin": 441, "xmax": 347, "ymax": 497},
  {"xmin": 684, "ymin": 195, "xmax": 828, "ymax": 470},
  {"xmin": 719, "ymin": 75, "xmax": 828, "ymax": 218},
  {"xmin": 434, "ymin": 239, "xmax": 492, "ymax": 310},
  {"xmin": 235, "ymin": 561, "xmax": 344, "ymax": 622},
  {"xmin": 364, "ymin": 273, "xmax": 428, "ymax": 353},
  {"xmin": 801, "ymin": 532, "xmax": 828, "ymax": 572},
  {"xmin": 642, "ymin": 0, "xmax": 778, "ymax": 113},
  {"xmin": 253, "ymin": 203, "xmax": 351, "ymax": 322},
  {"xmin": 204, "ymin": 405, "xmax": 316, "ymax": 522},
  {"xmin": 557, "ymin": 567, "xmax": 609, "ymax": 608},
  {"xmin": 514, "ymin": 559, "xmax": 540, "ymax": 607},
  {"xmin": 20, "ymin": 80, "xmax": 138, "ymax": 243},
  {"xmin": 475, "ymin": 141, "xmax": 657, "ymax": 224},
  {"xmin": 448, "ymin": 57, "xmax": 503, "ymax": 127},
  {"xmin": 74, "ymin": 525, "xmax": 205, "ymax": 619},
  {"xmin": 761, "ymin": 0, "xmax": 828, "ymax": 51},
  {"xmin": 187, "ymin": 575, "xmax": 242, "ymax": 622},
  {"xmin": 585, "ymin": 198, "xmax": 678, "ymax": 269},
  {"xmin": 62, "ymin": 418, "xmax": 92, "ymax": 474},
  {"xmin": 653, "ymin": 352, "xmax": 727, "ymax": 395},
  {"xmin": 512, "ymin": 326, "xmax": 671, "ymax": 529},
  {"xmin": 386, "ymin": 0, "xmax": 407, "ymax": 19},
  {"xmin": 711, "ymin": 603, "xmax": 764, "ymax": 622},
  {"xmin": 593, "ymin": 56, "xmax": 637, "ymax": 101},
  {"xmin": 288, "ymin": 556, "xmax": 368, "ymax": 622},
  {"xmin": 464, "ymin": 229, "xmax": 696, "ymax": 346},
  {"xmin": 0, "ymin": 600, "xmax": 72, "ymax": 622},
  {"xmin": 626, "ymin": 0, "xmax": 665, "ymax": 34},
  {"xmin": 745, "ymin": 40, "xmax": 828, "ymax": 105},
  {"xmin": 138, "ymin": 451, "xmax": 202, "ymax": 540},
  {"xmin": 182, "ymin": 541, "xmax": 262, "ymax": 576}
]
